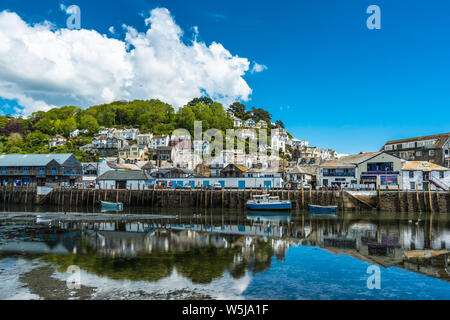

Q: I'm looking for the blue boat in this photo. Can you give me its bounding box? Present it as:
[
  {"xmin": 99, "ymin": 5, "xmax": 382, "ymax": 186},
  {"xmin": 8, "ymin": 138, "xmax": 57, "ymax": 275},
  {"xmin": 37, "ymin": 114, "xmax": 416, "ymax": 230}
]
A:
[
  {"xmin": 308, "ymin": 204, "xmax": 338, "ymax": 212},
  {"xmin": 246, "ymin": 194, "xmax": 292, "ymax": 211},
  {"xmin": 101, "ymin": 201, "xmax": 124, "ymax": 211}
]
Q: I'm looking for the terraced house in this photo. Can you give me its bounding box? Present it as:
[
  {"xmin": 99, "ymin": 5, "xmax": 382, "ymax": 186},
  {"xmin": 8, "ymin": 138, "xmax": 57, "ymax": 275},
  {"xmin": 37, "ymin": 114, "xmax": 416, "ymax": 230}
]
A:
[
  {"xmin": 381, "ymin": 133, "xmax": 450, "ymax": 168},
  {"xmin": 0, "ymin": 154, "xmax": 82, "ymax": 187}
]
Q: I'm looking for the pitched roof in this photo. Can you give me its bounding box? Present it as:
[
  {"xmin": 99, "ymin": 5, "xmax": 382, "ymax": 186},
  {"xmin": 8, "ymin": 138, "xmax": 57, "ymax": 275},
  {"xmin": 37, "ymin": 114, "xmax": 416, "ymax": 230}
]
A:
[
  {"xmin": 402, "ymin": 161, "xmax": 450, "ymax": 172},
  {"xmin": 97, "ymin": 170, "xmax": 149, "ymax": 180},
  {"xmin": 0, "ymin": 154, "xmax": 75, "ymax": 167},
  {"xmin": 383, "ymin": 133, "xmax": 450, "ymax": 149}
]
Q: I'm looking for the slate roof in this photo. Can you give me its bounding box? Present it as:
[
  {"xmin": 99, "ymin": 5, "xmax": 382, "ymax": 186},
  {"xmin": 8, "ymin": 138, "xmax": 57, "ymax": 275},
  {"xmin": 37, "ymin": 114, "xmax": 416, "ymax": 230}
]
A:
[
  {"xmin": 97, "ymin": 170, "xmax": 149, "ymax": 180},
  {"xmin": 382, "ymin": 133, "xmax": 450, "ymax": 150},
  {"xmin": 0, "ymin": 154, "xmax": 74, "ymax": 167}
]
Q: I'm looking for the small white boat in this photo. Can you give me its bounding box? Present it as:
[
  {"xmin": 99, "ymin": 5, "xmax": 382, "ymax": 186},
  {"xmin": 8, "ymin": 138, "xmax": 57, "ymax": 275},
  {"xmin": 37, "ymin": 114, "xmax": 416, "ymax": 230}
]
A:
[
  {"xmin": 246, "ymin": 194, "xmax": 292, "ymax": 211},
  {"xmin": 101, "ymin": 201, "xmax": 124, "ymax": 211}
]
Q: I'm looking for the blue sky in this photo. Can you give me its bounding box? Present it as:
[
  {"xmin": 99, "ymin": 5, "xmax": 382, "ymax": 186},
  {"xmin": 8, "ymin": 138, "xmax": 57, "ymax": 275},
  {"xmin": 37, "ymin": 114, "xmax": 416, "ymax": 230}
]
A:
[{"xmin": 0, "ymin": 0, "xmax": 449, "ymax": 154}]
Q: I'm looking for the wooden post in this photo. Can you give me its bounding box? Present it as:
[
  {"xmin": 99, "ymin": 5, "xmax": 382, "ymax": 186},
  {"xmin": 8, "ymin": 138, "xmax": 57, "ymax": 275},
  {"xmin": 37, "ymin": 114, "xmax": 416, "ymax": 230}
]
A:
[
  {"xmin": 104, "ymin": 183, "xmax": 108, "ymax": 201},
  {"xmin": 416, "ymin": 184, "xmax": 420, "ymax": 212},
  {"xmin": 301, "ymin": 185, "xmax": 304, "ymax": 209},
  {"xmin": 428, "ymin": 183, "xmax": 433, "ymax": 213},
  {"xmin": 116, "ymin": 187, "xmax": 119, "ymax": 203}
]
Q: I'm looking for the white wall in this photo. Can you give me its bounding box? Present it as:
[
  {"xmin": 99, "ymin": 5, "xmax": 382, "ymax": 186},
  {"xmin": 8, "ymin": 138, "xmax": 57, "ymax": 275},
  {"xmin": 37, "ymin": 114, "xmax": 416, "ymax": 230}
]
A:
[{"xmin": 401, "ymin": 170, "xmax": 450, "ymax": 190}]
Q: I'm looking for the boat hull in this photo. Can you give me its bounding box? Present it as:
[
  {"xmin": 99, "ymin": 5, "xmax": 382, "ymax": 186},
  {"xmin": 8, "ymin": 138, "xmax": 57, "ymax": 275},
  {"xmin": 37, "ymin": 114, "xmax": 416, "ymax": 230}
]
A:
[
  {"xmin": 308, "ymin": 204, "xmax": 337, "ymax": 212},
  {"xmin": 247, "ymin": 202, "xmax": 292, "ymax": 211},
  {"xmin": 101, "ymin": 201, "xmax": 124, "ymax": 211}
]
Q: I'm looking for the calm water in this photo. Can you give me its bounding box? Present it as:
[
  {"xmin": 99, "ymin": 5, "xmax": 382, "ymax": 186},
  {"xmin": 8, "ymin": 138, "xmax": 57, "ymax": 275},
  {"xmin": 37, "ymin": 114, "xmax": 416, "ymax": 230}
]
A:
[{"xmin": 0, "ymin": 206, "xmax": 449, "ymax": 300}]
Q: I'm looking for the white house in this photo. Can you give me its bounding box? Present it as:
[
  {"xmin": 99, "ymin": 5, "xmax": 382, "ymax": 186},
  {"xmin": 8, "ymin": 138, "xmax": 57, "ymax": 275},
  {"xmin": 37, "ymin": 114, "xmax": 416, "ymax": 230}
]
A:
[
  {"xmin": 290, "ymin": 138, "xmax": 309, "ymax": 148},
  {"xmin": 271, "ymin": 129, "xmax": 289, "ymax": 153},
  {"xmin": 151, "ymin": 135, "xmax": 170, "ymax": 149},
  {"xmin": 49, "ymin": 135, "xmax": 67, "ymax": 148},
  {"xmin": 233, "ymin": 117, "xmax": 243, "ymax": 127},
  {"xmin": 193, "ymin": 140, "xmax": 210, "ymax": 155},
  {"xmin": 70, "ymin": 129, "xmax": 88, "ymax": 138},
  {"xmin": 401, "ymin": 161, "xmax": 450, "ymax": 191},
  {"xmin": 244, "ymin": 119, "xmax": 256, "ymax": 127},
  {"xmin": 116, "ymin": 128, "xmax": 140, "ymax": 140},
  {"xmin": 137, "ymin": 133, "xmax": 153, "ymax": 147}
]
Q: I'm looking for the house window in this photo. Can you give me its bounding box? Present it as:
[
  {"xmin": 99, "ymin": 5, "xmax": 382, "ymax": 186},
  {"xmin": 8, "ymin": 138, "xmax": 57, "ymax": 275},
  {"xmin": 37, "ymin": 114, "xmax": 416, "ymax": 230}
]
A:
[
  {"xmin": 429, "ymin": 150, "xmax": 435, "ymax": 156},
  {"xmin": 1, "ymin": 167, "xmax": 6, "ymax": 175},
  {"xmin": 23, "ymin": 167, "xmax": 29, "ymax": 174},
  {"xmin": 416, "ymin": 151, "xmax": 422, "ymax": 157},
  {"xmin": 410, "ymin": 182, "xmax": 415, "ymax": 190},
  {"xmin": 409, "ymin": 171, "xmax": 414, "ymax": 178},
  {"xmin": 51, "ymin": 167, "xmax": 57, "ymax": 175},
  {"xmin": 439, "ymin": 171, "xmax": 444, "ymax": 179},
  {"xmin": 39, "ymin": 167, "xmax": 45, "ymax": 175}
]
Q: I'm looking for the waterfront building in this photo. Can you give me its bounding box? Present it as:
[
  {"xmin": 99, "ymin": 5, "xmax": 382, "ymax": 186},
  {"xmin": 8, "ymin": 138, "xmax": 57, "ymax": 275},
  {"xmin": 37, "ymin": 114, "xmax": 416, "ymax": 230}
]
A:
[
  {"xmin": 0, "ymin": 153, "xmax": 82, "ymax": 187},
  {"xmin": 221, "ymin": 164, "xmax": 247, "ymax": 178},
  {"xmin": 381, "ymin": 133, "xmax": 450, "ymax": 168},
  {"xmin": 150, "ymin": 168, "xmax": 194, "ymax": 179},
  {"xmin": 48, "ymin": 135, "xmax": 67, "ymax": 148},
  {"xmin": 194, "ymin": 163, "xmax": 211, "ymax": 178},
  {"xmin": 96, "ymin": 170, "xmax": 150, "ymax": 190},
  {"xmin": 401, "ymin": 161, "xmax": 450, "ymax": 191},
  {"xmin": 319, "ymin": 152, "xmax": 403, "ymax": 190},
  {"xmin": 356, "ymin": 152, "xmax": 403, "ymax": 190}
]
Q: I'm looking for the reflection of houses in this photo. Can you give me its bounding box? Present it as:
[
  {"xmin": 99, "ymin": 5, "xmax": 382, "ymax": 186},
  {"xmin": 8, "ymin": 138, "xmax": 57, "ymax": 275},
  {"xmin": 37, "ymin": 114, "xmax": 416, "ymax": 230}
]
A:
[{"xmin": 0, "ymin": 153, "xmax": 82, "ymax": 186}]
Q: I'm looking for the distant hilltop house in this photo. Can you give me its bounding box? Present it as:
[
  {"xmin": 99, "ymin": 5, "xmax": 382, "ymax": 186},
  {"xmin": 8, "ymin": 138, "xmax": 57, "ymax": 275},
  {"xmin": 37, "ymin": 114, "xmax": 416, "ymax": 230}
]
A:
[
  {"xmin": 0, "ymin": 153, "xmax": 82, "ymax": 187},
  {"xmin": 381, "ymin": 132, "xmax": 450, "ymax": 168},
  {"xmin": 290, "ymin": 138, "xmax": 309, "ymax": 148},
  {"xmin": 81, "ymin": 135, "xmax": 129, "ymax": 156},
  {"xmin": 233, "ymin": 117, "xmax": 243, "ymax": 127},
  {"xmin": 49, "ymin": 135, "xmax": 67, "ymax": 148},
  {"xmin": 70, "ymin": 129, "xmax": 88, "ymax": 138},
  {"xmin": 243, "ymin": 119, "xmax": 256, "ymax": 127},
  {"xmin": 115, "ymin": 128, "xmax": 140, "ymax": 140}
]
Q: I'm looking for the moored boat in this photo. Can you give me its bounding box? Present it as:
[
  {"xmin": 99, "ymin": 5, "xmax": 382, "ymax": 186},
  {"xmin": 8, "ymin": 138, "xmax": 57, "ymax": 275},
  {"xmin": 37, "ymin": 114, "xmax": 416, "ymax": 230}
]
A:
[
  {"xmin": 101, "ymin": 201, "xmax": 124, "ymax": 211},
  {"xmin": 308, "ymin": 204, "xmax": 338, "ymax": 212},
  {"xmin": 246, "ymin": 194, "xmax": 292, "ymax": 211}
]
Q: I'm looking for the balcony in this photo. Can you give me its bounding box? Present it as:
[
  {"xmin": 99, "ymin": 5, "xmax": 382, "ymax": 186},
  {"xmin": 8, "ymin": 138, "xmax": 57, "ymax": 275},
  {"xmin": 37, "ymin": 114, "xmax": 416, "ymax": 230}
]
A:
[
  {"xmin": 323, "ymin": 172, "xmax": 355, "ymax": 177},
  {"xmin": 0, "ymin": 169, "xmax": 80, "ymax": 176}
]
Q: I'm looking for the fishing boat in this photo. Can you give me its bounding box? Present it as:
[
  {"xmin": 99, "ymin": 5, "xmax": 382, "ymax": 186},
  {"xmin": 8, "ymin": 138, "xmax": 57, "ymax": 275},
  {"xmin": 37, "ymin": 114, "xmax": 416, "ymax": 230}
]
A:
[
  {"xmin": 246, "ymin": 194, "xmax": 292, "ymax": 211},
  {"xmin": 308, "ymin": 204, "xmax": 338, "ymax": 212},
  {"xmin": 100, "ymin": 201, "xmax": 124, "ymax": 211}
]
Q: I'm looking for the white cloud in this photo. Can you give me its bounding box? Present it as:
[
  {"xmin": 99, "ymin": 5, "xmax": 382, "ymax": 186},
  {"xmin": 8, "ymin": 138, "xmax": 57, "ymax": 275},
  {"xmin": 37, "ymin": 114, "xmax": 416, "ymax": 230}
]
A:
[
  {"xmin": 251, "ymin": 62, "xmax": 268, "ymax": 74},
  {"xmin": 0, "ymin": 8, "xmax": 258, "ymax": 115},
  {"xmin": 108, "ymin": 26, "xmax": 115, "ymax": 34}
]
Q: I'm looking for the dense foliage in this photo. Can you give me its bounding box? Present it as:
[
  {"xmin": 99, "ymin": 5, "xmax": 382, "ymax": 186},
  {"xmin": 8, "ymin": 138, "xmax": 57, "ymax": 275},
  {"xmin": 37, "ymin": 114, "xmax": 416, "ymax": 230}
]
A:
[{"xmin": 0, "ymin": 98, "xmax": 280, "ymax": 161}]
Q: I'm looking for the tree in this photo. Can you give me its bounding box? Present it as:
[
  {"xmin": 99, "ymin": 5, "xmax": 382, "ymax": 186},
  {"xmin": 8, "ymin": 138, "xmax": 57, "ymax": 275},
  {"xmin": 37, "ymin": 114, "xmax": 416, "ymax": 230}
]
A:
[
  {"xmin": 34, "ymin": 117, "xmax": 54, "ymax": 135},
  {"xmin": 187, "ymin": 97, "xmax": 213, "ymax": 107},
  {"xmin": 251, "ymin": 107, "xmax": 272, "ymax": 123},
  {"xmin": 79, "ymin": 115, "xmax": 99, "ymax": 134},
  {"xmin": 228, "ymin": 102, "xmax": 247, "ymax": 119},
  {"xmin": 275, "ymin": 120, "xmax": 285, "ymax": 129},
  {"xmin": 1, "ymin": 121, "xmax": 25, "ymax": 136}
]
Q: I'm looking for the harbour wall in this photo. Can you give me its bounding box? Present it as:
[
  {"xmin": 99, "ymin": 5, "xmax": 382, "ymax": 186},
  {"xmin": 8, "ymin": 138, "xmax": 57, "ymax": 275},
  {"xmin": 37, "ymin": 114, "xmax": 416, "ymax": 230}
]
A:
[{"xmin": 0, "ymin": 186, "xmax": 449, "ymax": 213}]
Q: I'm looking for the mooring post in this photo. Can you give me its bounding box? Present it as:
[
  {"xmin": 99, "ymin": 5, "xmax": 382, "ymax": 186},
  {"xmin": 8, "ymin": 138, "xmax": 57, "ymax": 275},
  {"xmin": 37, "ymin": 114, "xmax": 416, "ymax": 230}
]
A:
[
  {"xmin": 416, "ymin": 184, "xmax": 420, "ymax": 213},
  {"xmin": 428, "ymin": 184, "xmax": 433, "ymax": 213}
]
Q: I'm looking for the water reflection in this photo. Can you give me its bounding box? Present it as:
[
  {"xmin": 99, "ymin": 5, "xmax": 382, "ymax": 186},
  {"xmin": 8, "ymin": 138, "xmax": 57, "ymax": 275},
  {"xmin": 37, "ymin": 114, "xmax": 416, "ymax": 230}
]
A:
[{"xmin": 0, "ymin": 209, "xmax": 449, "ymax": 299}]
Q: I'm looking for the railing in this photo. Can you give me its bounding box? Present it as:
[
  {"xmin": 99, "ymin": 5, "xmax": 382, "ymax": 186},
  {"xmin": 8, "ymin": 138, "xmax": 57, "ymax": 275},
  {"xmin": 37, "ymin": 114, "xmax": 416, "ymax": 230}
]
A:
[
  {"xmin": 322, "ymin": 172, "xmax": 355, "ymax": 177},
  {"xmin": 0, "ymin": 170, "xmax": 81, "ymax": 176}
]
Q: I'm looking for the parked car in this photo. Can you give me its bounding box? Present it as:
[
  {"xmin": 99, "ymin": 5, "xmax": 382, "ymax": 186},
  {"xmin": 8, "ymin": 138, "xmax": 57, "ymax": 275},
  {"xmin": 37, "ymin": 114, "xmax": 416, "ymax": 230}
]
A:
[
  {"xmin": 302, "ymin": 184, "xmax": 312, "ymax": 190},
  {"xmin": 213, "ymin": 182, "xmax": 223, "ymax": 190}
]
